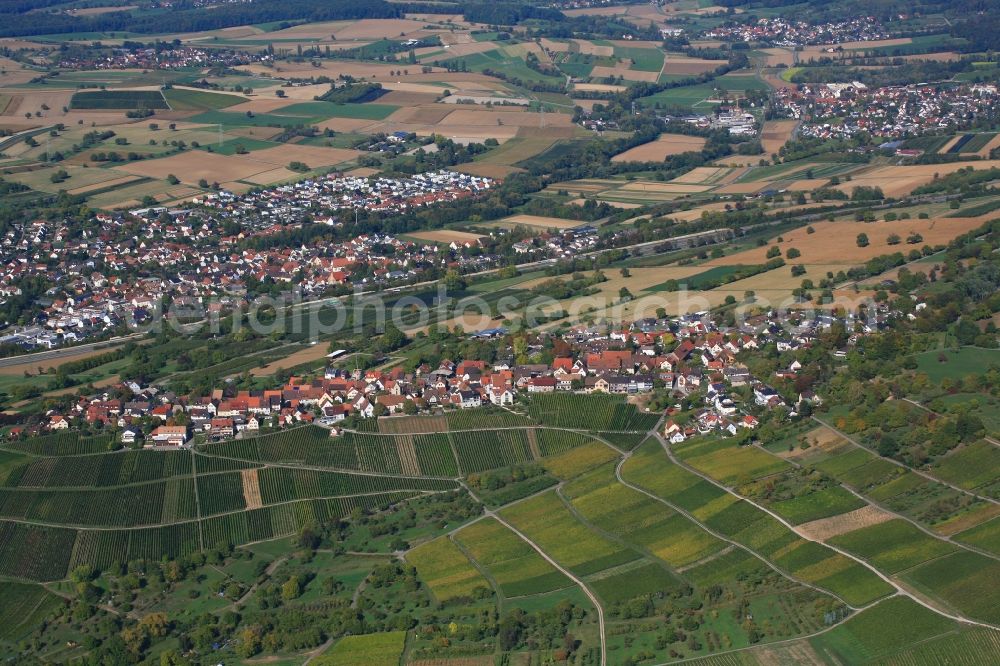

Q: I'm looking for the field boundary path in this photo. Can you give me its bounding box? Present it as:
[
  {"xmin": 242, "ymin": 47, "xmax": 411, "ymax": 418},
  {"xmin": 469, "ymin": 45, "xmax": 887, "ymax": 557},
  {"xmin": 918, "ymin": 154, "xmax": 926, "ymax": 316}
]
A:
[
  {"xmin": 449, "ymin": 480, "xmax": 608, "ymax": 665},
  {"xmin": 613, "ymin": 448, "xmax": 861, "ymax": 611},
  {"xmin": 753, "ymin": 441, "xmax": 1000, "ymax": 563},
  {"xmin": 491, "ymin": 511, "xmax": 607, "ymax": 666},
  {"xmin": 811, "ymin": 416, "xmax": 1000, "ymax": 507},
  {"xmin": 655, "ymin": 431, "xmax": 1000, "ymax": 632}
]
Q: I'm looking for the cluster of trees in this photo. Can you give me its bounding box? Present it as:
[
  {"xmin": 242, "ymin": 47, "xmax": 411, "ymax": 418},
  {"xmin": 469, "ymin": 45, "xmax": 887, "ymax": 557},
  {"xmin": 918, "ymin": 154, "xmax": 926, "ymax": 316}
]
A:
[{"xmin": 315, "ymin": 82, "xmax": 386, "ymax": 104}]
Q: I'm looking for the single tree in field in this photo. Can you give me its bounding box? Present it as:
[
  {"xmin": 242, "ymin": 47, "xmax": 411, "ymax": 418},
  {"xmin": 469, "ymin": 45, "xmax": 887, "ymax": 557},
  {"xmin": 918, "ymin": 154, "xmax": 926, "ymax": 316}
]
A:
[{"xmin": 856, "ymin": 233, "xmax": 869, "ymax": 248}]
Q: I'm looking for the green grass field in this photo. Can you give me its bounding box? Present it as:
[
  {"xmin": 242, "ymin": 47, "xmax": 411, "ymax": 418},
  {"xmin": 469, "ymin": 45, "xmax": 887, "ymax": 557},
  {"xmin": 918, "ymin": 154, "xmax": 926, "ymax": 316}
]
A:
[
  {"xmin": 912, "ymin": 347, "xmax": 1000, "ymax": 382},
  {"xmin": 636, "ymin": 74, "xmax": 769, "ymax": 110},
  {"xmin": 613, "ymin": 45, "xmax": 665, "ymax": 72},
  {"xmin": 313, "ymin": 631, "xmax": 406, "ymax": 666}
]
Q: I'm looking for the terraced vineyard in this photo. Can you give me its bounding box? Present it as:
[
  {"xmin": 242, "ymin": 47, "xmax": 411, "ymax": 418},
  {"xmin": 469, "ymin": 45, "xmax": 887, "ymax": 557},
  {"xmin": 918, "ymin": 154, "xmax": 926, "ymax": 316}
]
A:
[{"xmin": 2, "ymin": 403, "xmax": 997, "ymax": 663}]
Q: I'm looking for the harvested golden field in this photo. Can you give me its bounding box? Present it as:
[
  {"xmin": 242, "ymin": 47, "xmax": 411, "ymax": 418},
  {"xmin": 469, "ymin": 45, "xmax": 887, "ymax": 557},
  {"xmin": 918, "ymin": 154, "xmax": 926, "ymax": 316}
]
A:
[
  {"xmin": 661, "ymin": 56, "xmax": 722, "ymax": 75},
  {"xmin": 490, "ymin": 214, "xmax": 587, "ymax": 230},
  {"xmin": 761, "ymin": 119, "xmax": 797, "ymax": 155},
  {"xmin": 377, "ymin": 90, "xmax": 439, "ymax": 106},
  {"xmin": 407, "ymin": 229, "xmax": 487, "ymax": 245},
  {"xmin": 760, "ymin": 48, "xmax": 795, "ymax": 67},
  {"xmin": 572, "ymin": 39, "xmax": 614, "ymax": 57},
  {"xmin": 612, "ymin": 134, "xmax": 707, "ymax": 162},
  {"xmin": 118, "ymin": 146, "xmax": 358, "ymax": 186},
  {"xmin": 67, "ymin": 5, "xmax": 136, "ymax": 15},
  {"xmin": 519, "ymin": 265, "xmax": 703, "ymax": 296},
  {"xmin": 975, "ymin": 134, "xmax": 1000, "ymax": 157},
  {"xmin": 573, "ymin": 199, "xmax": 641, "ymax": 209},
  {"xmin": 473, "ymin": 136, "xmax": 557, "ymax": 166},
  {"xmin": 225, "ymin": 98, "xmax": 298, "ymax": 114},
  {"xmin": 590, "ymin": 66, "xmax": 660, "ymax": 82},
  {"xmin": 573, "ymin": 83, "xmax": 628, "ymax": 93},
  {"xmin": 242, "ymin": 167, "xmax": 298, "ymax": 185},
  {"xmin": 671, "ymin": 166, "xmax": 729, "ymax": 184},
  {"xmin": 668, "ymin": 201, "xmax": 734, "ymax": 221},
  {"xmin": 318, "ymin": 117, "xmax": 382, "ymax": 133},
  {"xmin": 938, "ymin": 135, "xmax": 964, "ymax": 154},
  {"xmin": 784, "ymin": 178, "xmax": 832, "ymax": 191},
  {"xmin": 241, "ymin": 60, "xmax": 411, "ymax": 80},
  {"xmin": 835, "ymin": 160, "xmax": 1000, "ymax": 197},
  {"xmin": 0, "ymin": 345, "xmax": 122, "ymax": 376},
  {"xmin": 249, "ymin": 344, "xmax": 332, "ymax": 376},
  {"xmin": 714, "ymin": 181, "xmax": 766, "ymax": 194},
  {"xmin": 66, "ymin": 175, "xmax": 145, "ymax": 195},
  {"xmin": 707, "ymin": 217, "xmax": 991, "ymax": 266},
  {"xmin": 440, "ymin": 108, "xmax": 571, "ymax": 128},
  {"xmin": 345, "ymin": 166, "xmax": 380, "ymax": 177},
  {"xmin": 249, "ymin": 144, "xmax": 359, "ymax": 167},
  {"xmin": 455, "ymin": 163, "xmax": 522, "ymax": 179},
  {"xmin": 562, "ymin": 6, "xmax": 626, "ymax": 16},
  {"xmin": 798, "ymin": 506, "xmax": 895, "ymax": 541},
  {"xmin": 618, "ymin": 181, "xmax": 712, "ymax": 194},
  {"xmin": 419, "ymin": 41, "xmax": 495, "ymax": 61},
  {"xmin": 717, "ymin": 263, "xmax": 856, "ymax": 295},
  {"xmin": 387, "ymin": 105, "xmax": 453, "ymax": 125},
  {"xmin": 382, "ymin": 81, "xmax": 451, "ymax": 95}
]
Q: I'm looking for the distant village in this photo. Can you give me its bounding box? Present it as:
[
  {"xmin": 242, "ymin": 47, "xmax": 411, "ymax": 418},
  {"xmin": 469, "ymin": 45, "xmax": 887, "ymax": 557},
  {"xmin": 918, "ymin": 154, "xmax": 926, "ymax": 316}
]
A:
[
  {"xmin": 777, "ymin": 82, "xmax": 1000, "ymax": 140},
  {"xmin": 12, "ymin": 306, "xmax": 889, "ymax": 448},
  {"xmin": 57, "ymin": 45, "xmax": 269, "ymax": 71},
  {"xmin": 702, "ymin": 16, "xmax": 889, "ymax": 47}
]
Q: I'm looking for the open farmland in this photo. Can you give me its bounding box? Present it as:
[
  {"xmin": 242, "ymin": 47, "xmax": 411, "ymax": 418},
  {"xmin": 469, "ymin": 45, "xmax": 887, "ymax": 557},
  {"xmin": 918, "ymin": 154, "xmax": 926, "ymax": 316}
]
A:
[
  {"xmin": 486, "ymin": 214, "xmax": 590, "ymax": 230},
  {"xmin": 1, "ymin": 4, "xmax": 999, "ymax": 663},
  {"xmin": 405, "ymin": 230, "xmax": 488, "ymax": 245},
  {"xmin": 612, "ymin": 134, "xmax": 707, "ymax": 162},
  {"xmin": 705, "ymin": 218, "xmax": 990, "ymax": 266},
  {"xmin": 118, "ymin": 145, "xmax": 359, "ymax": 188},
  {"xmin": 833, "ymin": 160, "xmax": 1000, "ymax": 197}
]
